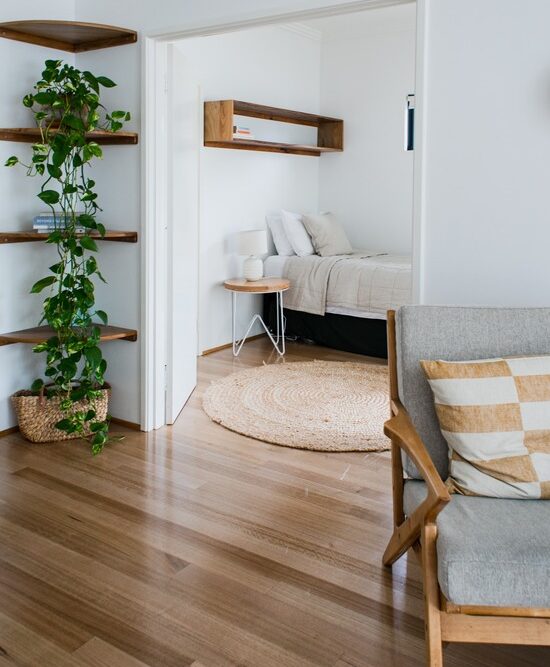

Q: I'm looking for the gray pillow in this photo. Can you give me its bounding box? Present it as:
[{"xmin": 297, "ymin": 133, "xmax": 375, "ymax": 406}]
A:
[{"xmin": 302, "ymin": 212, "xmax": 353, "ymax": 257}]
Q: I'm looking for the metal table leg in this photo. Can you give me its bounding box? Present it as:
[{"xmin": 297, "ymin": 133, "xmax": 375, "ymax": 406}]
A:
[{"xmin": 231, "ymin": 289, "xmax": 286, "ymax": 357}]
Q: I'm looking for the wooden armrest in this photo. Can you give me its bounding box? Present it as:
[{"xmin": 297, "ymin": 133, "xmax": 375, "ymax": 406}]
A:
[{"xmin": 384, "ymin": 399, "xmax": 450, "ymax": 522}]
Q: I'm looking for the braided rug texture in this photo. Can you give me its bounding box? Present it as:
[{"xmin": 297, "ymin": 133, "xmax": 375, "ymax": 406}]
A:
[{"xmin": 203, "ymin": 360, "xmax": 390, "ymax": 452}]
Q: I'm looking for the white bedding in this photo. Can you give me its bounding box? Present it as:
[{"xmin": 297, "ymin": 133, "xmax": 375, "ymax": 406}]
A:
[{"xmin": 264, "ymin": 252, "xmax": 411, "ymax": 320}]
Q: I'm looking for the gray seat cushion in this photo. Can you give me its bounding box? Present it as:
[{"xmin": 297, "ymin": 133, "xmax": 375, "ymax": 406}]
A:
[
  {"xmin": 404, "ymin": 480, "xmax": 550, "ymax": 607},
  {"xmin": 396, "ymin": 306, "xmax": 550, "ymax": 479}
]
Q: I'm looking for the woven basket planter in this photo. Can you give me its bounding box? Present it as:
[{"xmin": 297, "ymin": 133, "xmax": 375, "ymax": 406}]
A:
[{"xmin": 11, "ymin": 385, "xmax": 110, "ymax": 443}]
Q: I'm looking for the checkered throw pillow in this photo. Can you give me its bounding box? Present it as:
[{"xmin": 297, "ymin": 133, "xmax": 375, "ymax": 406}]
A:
[{"xmin": 421, "ymin": 356, "xmax": 550, "ymax": 499}]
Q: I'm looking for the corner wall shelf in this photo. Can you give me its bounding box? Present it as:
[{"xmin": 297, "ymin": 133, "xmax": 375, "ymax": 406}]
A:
[
  {"xmin": 0, "ymin": 21, "xmax": 137, "ymax": 53},
  {"xmin": 0, "ymin": 128, "xmax": 138, "ymax": 145},
  {"xmin": 0, "ymin": 325, "xmax": 138, "ymax": 347},
  {"xmin": 204, "ymin": 100, "xmax": 343, "ymax": 157},
  {"xmin": 0, "ymin": 230, "xmax": 138, "ymax": 244}
]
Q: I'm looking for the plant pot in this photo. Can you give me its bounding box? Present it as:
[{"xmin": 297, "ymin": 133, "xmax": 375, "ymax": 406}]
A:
[
  {"xmin": 40, "ymin": 102, "xmax": 90, "ymax": 129},
  {"xmin": 11, "ymin": 384, "xmax": 110, "ymax": 443}
]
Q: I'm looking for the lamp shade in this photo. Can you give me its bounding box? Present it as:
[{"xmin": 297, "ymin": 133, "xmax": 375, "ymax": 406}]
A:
[{"xmin": 237, "ymin": 229, "xmax": 268, "ymax": 256}]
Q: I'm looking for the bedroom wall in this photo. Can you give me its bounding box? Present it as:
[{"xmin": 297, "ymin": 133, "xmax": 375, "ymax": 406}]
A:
[
  {"xmin": 173, "ymin": 27, "xmax": 321, "ymax": 354},
  {"xmin": 317, "ymin": 3, "xmax": 416, "ymax": 253},
  {"xmin": 0, "ymin": 0, "xmax": 77, "ymax": 432},
  {"xmin": 417, "ymin": 0, "xmax": 550, "ymax": 306}
]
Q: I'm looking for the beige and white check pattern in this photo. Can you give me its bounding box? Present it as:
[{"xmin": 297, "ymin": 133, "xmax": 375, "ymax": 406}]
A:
[{"xmin": 421, "ymin": 356, "xmax": 550, "ymax": 499}]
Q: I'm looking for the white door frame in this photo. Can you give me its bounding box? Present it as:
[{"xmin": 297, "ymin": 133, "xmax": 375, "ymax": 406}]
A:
[{"xmin": 140, "ymin": 0, "xmax": 419, "ymax": 431}]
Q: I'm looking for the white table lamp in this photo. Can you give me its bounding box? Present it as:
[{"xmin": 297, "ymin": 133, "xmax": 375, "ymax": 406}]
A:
[{"xmin": 237, "ymin": 230, "xmax": 268, "ymax": 281}]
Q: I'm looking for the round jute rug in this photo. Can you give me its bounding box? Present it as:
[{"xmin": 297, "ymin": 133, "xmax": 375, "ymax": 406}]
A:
[{"xmin": 202, "ymin": 360, "xmax": 390, "ymax": 452}]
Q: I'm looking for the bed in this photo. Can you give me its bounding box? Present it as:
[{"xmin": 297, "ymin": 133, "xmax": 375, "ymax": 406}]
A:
[{"xmin": 263, "ymin": 251, "xmax": 411, "ymax": 358}]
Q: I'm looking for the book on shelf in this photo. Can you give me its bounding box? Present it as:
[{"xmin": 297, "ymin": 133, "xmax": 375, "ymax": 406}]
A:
[
  {"xmin": 32, "ymin": 211, "xmax": 91, "ymax": 232},
  {"xmin": 233, "ymin": 125, "xmax": 254, "ymax": 140},
  {"xmin": 34, "ymin": 227, "xmax": 86, "ymax": 234}
]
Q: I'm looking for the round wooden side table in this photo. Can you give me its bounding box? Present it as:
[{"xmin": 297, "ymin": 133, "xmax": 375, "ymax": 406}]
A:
[{"xmin": 223, "ymin": 278, "xmax": 290, "ymax": 356}]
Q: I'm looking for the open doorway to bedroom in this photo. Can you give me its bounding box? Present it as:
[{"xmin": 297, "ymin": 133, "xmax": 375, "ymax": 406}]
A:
[{"xmin": 150, "ymin": 0, "xmax": 417, "ymax": 427}]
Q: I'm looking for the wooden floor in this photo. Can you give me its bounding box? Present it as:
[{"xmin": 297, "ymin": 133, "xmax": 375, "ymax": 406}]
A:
[{"xmin": 1, "ymin": 338, "xmax": 549, "ymax": 667}]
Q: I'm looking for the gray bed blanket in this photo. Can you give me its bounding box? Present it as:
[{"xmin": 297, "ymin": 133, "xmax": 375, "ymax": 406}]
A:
[{"xmin": 283, "ymin": 251, "xmax": 393, "ymax": 316}]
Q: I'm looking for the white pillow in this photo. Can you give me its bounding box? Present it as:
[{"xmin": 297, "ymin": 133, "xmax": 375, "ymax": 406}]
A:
[
  {"xmin": 302, "ymin": 212, "xmax": 353, "ymax": 257},
  {"xmin": 281, "ymin": 209, "xmax": 315, "ymax": 257},
  {"xmin": 266, "ymin": 214, "xmax": 295, "ymax": 256}
]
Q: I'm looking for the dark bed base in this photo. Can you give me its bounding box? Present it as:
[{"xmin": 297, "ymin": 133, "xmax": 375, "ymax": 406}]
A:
[{"xmin": 263, "ymin": 294, "xmax": 387, "ymax": 359}]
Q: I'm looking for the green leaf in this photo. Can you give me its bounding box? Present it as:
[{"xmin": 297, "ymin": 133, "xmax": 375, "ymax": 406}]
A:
[
  {"xmin": 85, "ymin": 346, "xmax": 102, "ymax": 367},
  {"xmin": 63, "ymin": 114, "xmax": 85, "ymax": 131},
  {"xmin": 78, "ymin": 214, "xmax": 96, "ymax": 229},
  {"xmin": 80, "ymin": 236, "xmax": 98, "ymax": 252},
  {"xmin": 30, "ymin": 378, "xmax": 44, "ymax": 393},
  {"xmin": 85, "ymin": 256, "xmax": 97, "ymax": 275},
  {"xmin": 22, "ymin": 94, "xmax": 34, "ymax": 108},
  {"xmin": 85, "ymin": 409, "xmax": 96, "ymax": 421},
  {"xmin": 96, "ymin": 76, "xmax": 116, "ymax": 88},
  {"xmin": 47, "ymin": 163, "xmax": 62, "ymax": 178},
  {"xmin": 83, "ymin": 71, "xmax": 100, "ymax": 93},
  {"xmin": 37, "ymin": 189, "xmax": 60, "ymax": 205},
  {"xmin": 96, "ymin": 223, "xmax": 106, "ymax": 237},
  {"xmin": 95, "ymin": 310, "xmax": 108, "ymax": 325},
  {"xmin": 33, "ymin": 91, "xmax": 57, "ymax": 105},
  {"xmin": 49, "ymin": 262, "xmax": 64, "ymax": 274},
  {"xmin": 55, "ymin": 418, "xmax": 74, "ymax": 432},
  {"xmin": 30, "ymin": 276, "xmax": 56, "ymax": 293},
  {"xmin": 5, "ymin": 156, "xmax": 18, "ymax": 167}
]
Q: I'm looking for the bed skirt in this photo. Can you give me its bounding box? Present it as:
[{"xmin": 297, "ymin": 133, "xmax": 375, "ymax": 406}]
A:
[{"xmin": 263, "ymin": 295, "xmax": 387, "ymax": 359}]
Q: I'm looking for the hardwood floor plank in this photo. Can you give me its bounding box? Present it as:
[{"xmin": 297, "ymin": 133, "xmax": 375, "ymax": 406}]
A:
[
  {"xmin": 72, "ymin": 637, "xmax": 151, "ymax": 667},
  {"xmin": 0, "ymin": 339, "xmax": 548, "ymax": 666}
]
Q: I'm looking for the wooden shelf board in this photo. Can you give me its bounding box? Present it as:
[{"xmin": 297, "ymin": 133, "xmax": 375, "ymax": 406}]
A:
[
  {"xmin": 0, "ymin": 325, "xmax": 137, "ymax": 347},
  {"xmin": 0, "ymin": 230, "xmax": 138, "ymax": 244},
  {"xmin": 0, "ymin": 128, "xmax": 138, "ymax": 145},
  {"xmin": 232, "ymin": 100, "xmax": 342, "ymax": 127},
  {"xmin": 0, "ymin": 20, "xmax": 137, "ymax": 53},
  {"xmin": 205, "ymin": 139, "xmax": 341, "ymax": 157}
]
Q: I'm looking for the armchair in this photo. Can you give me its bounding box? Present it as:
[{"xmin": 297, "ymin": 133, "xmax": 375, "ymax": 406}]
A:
[{"xmin": 383, "ymin": 307, "xmax": 550, "ymax": 666}]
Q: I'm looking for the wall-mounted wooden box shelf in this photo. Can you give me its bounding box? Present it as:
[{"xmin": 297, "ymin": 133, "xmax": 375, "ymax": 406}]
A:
[
  {"xmin": 0, "ymin": 325, "xmax": 137, "ymax": 347},
  {"xmin": 0, "ymin": 21, "xmax": 137, "ymax": 53},
  {"xmin": 0, "ymin": 230, "xmax": 138, "ymax": 244},
  {"xmin": 0, "ymin": 128, "xmax": 138, "ymax": 145},
  {"xmin": 204, "ymin": 100, "xmax": 343, "ymax": 157}
]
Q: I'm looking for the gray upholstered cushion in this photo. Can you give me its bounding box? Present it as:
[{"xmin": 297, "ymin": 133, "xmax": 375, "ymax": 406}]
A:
[
  {"xmin": 396, "ymin": 306, "xmax": 550, "ymax": 479},
  {"xmin": 403, "ymin": 480, "xmax": 550, "ymax": 607}
]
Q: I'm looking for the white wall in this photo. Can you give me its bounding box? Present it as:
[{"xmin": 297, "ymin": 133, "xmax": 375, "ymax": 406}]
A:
[
  {"xmin": 417, "ymin": 0, "xmax": 550, "ymax": 307},
  {"xmin": 317, "ymin": 4, "xmax": 416, "ymax": 253},
  {"xmin": 174, "ymin": 27, "xmax": 321, "ymax": 353},
  {"xmin": 69, "ymin": 0, "xmax": 382, "ymax": 426},
  {"xmin": 0, "ymin": 0, "xmax": 76, "ymax": 431}
]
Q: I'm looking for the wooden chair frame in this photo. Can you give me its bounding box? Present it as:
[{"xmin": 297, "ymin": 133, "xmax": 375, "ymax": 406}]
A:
[{"xmin": 382, "ymin": 310, "xmax": 550, "ymax": 667}]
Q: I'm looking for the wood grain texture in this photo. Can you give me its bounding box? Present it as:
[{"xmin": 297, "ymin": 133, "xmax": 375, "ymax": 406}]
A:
[
  {"xmin": 0, "ymin": 20, "xmax": 137, "ymax": 52},
  {"xmin": 0, "ymin": 129, "xmax": 138, "ymax": 145},
  {"xmin": 0, "ymin": 230, "xmax": 138, "ymax": 244},
  {"xmin": 0, "ymin": 338, "xmax": 548, "ymax": 666},
  {"xmin": 203, "ymin": 100, "xmax": 343, "ymax": 156},
  {"xmin": 223, "ymin": 277, "xmax": 290, "ymax": 293},
  {"xmin": 0, "ymin": 324, "xmax": 137, "ymax": 346}
]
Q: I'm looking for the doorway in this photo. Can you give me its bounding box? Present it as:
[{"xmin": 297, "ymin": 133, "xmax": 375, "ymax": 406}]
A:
[{"xmin": 141, "ymin": 0, "xmax": 421, "ymax": 430}]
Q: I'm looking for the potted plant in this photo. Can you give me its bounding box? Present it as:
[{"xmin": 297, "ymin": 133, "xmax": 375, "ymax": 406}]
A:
[{"xmin": 5, "ymin": 59, "xmax": 131, "ymax": 454}]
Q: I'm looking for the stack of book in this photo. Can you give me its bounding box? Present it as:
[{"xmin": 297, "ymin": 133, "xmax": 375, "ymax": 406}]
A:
[
  {"xmin": 33, "ymin": 212, "xmax": 85, "ymax": 234},
  {"xmin": 233, "ymin": 125, "xmax": 254, "ymax": 140}
]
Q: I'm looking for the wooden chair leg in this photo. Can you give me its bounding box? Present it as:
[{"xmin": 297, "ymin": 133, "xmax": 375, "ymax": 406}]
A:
[{"xmin": 422, "ymin": 522, "xmax": 443, "ymax": 667}]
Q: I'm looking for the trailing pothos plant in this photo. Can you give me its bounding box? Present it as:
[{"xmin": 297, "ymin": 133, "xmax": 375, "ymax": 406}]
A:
[{"xmin": 5, "ymin": 60, "xmax": 131, "ymax": 454}]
